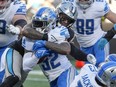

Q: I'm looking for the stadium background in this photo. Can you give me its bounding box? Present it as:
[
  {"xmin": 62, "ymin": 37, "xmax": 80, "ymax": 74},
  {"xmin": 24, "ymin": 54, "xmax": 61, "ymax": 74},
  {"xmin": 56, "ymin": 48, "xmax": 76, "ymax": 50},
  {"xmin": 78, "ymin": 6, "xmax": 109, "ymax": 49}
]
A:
[{"xmin": 19, "ymin": 0, "xmax": 116, "ymax": 87}]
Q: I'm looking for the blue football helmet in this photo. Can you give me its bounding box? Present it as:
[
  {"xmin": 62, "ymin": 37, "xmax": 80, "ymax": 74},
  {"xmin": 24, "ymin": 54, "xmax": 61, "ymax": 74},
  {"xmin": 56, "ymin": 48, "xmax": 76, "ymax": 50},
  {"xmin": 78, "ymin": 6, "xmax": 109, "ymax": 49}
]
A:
[
  {"xmin": 32, "ymin": 7, "xmax": 57, "ymax": 33},
  {"xmin": 77, "ymin": 0, "xmax": 94, "ymax": 9},
  {"xmin": 97, "ymin": 61, "xmax": 116, "ymax": 87},
  {"xmin": 106, "ymin": 54, "xmax": 116, "ymax": 62}
]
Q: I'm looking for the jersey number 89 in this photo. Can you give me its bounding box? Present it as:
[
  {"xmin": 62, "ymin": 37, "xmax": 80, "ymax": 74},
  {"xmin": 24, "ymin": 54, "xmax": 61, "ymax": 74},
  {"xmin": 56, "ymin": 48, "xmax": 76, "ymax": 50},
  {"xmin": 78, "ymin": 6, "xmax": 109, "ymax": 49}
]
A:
[{"xmin": 76, "ymin": 19, "xmax": 94, "ymax": 35}]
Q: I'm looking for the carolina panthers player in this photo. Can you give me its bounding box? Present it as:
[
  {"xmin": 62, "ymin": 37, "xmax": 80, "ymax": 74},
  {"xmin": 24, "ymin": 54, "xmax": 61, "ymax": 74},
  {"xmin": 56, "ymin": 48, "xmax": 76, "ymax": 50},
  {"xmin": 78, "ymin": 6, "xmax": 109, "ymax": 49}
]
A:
[
  {"xmin": 70, "ymin": 61, "xmax": 116, "ymax": 87},
  {"xmin": 0, "ymin": 0, "xmax": 27, "ymax": 85},
  {"xmin": 62, "ymin": 0, "xmax": 116, "ymax": 67}
]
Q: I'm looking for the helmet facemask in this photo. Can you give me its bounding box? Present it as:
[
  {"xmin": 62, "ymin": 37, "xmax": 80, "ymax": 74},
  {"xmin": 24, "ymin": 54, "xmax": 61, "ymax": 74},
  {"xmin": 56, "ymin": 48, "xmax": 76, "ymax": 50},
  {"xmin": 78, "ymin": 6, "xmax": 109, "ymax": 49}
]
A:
[
  {"xmin": 56, "ymin": 2, "xmax": 77, "ymax": 28},
  {"xmin": 32, "ymin": 17, "xmax": 49, "ymax": 33},
  {"xmin": 58, "ymin": 13, "xmax": 75, "ymax": 28},
  {"xmin": 97, "ymin": 62, "xmax": 116, "ymax": 87},
  {"xmin": 32, "ymin": 7, "xmax": 57, "ymax": 34},
  {"xmin": 0, "ymin": 0, "xmax": 12, "ymax": 14}
]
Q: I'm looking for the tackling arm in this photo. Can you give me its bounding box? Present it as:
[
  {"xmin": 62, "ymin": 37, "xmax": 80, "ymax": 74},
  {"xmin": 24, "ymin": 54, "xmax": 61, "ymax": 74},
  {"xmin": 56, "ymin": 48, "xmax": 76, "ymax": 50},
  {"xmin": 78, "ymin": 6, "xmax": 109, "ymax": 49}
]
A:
[
  {"xmin": 22, "ymin": 23, "xmax": 48, "ymax": 40},
  {"xmin": 45, "ymin": 41, "xmax": 71, "ymax": 55},
  {"xmin": 70, "ymin": 43, "xmax": 87, "ymax": 61},
  {"xmin": 70, "ymin": 43, "xmax": 96, "ymax": 65}
]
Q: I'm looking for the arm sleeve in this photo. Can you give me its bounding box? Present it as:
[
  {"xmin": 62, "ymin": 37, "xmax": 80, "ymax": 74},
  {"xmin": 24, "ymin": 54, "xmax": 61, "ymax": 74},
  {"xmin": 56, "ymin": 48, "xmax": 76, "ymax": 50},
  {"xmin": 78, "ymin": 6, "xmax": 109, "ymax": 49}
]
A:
[
  {"xmin": 104, "ymin": 27, "xmax": 116, "ymax": 42},
  {"xmin": 70, "ymin": 43, "xmax": 88, "ymax": 61}
]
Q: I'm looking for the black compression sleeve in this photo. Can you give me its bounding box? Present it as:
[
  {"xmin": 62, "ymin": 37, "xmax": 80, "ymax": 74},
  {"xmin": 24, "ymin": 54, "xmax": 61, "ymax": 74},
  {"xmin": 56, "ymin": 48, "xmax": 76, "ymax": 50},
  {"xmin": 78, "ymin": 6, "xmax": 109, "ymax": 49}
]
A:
[
  {"xmin": 14, "ymin": 19, "xmax": 27, "ymax": 28},
  {"xmin": 104, "ymin": 27, "xmax": 116, "ymax": 42},
  {"xmin": 70, "ymin": 43, "xmax": 88, "ymax": 61},
  {"xmin": 42, "ymin": 33, "xmax": 48, "ymax": 41}
]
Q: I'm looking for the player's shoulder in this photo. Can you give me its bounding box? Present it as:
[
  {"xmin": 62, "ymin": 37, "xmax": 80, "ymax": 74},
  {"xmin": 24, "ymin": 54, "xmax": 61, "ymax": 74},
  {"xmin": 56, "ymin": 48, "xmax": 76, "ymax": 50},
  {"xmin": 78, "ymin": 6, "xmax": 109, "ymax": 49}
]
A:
[
  {"xmin": 11, "ymin": 0, "xmax": 26, "ymax": 14},
  {"xmin": 12, "ymin": 0, "xmax": 26, "ymax": 7},
  {"xmin": 94, "ymin": 0, "xmax": 106, "ymax": 4},
  {"xmin": 93, "ymin": 0, "xmax": 109, "ymax": 12},
  {"xmin": 53, "ymin": 25, "xmax": 70, "ymax": 38},
  {"xmin": 55, "ymin": 25, "xmax": 69, "ymax": 32},
  {"xmin": 94, "ymin": 0, "xmax": 108, "ymax": 7},
  {"xmin": 81, "ymin": 64, "xmax": 98, "ymax": 72}
]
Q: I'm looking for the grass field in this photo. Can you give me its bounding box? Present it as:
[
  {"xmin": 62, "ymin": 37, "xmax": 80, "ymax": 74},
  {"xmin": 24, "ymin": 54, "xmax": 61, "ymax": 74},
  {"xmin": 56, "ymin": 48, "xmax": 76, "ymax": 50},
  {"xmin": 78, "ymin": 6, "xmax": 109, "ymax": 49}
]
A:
[
  {"xmin": 23, "ymin": 59, "xmax": 76, "ymax": 87},
  {"xmin": 23, "ymin": 70, "xmax": 49, "ymax": 87},
  {"xmin": 23, "ymin": 64, "xmax": 49, "ymax": 87}
]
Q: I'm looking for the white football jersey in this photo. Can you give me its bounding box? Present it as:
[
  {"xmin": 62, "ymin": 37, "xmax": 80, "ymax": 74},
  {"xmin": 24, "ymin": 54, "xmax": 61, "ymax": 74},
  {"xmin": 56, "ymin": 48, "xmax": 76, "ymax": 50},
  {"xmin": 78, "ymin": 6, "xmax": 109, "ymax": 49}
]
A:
[
  {"xmin": 39, "ymin": 26, "xmax": 72, "ymax": 81},
  {"xmin": 73, "ymin": 0, "xmax": 110, "ymax": 47},
  {"xmin": 48, "ymin": 26, "xmax": 70, "ymax": 43},
  {"xmin": 0, "ymin": 1, "xmax": 26, "ymax": 47},
  {"xmin": 70, "ymin": 64, "xmax": 102, "ymax": 87}
]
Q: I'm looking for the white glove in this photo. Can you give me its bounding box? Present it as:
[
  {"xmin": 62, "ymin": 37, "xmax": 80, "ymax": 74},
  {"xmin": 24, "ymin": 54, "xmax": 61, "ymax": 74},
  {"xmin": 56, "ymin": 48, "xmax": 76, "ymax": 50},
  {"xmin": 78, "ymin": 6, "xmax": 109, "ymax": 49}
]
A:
[
  {"xmin": 6, "ymin": 24, "xmax": 20, "ymax": 35},
  {"xmin": 87, "ymin": 54, "xmax": 96, "ymax": 65}
]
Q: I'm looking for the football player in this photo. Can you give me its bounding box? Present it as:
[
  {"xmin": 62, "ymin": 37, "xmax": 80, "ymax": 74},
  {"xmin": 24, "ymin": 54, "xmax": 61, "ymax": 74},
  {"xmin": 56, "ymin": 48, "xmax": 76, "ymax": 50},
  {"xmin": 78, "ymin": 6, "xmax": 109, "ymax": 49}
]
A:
[
  {"xmin": 23, "ymin": 2, "xmax": 96, "ymax": 87},
  {"xmin": 0, "ymin": 0, "xmax": 27, "ymax": 86},
  {"xmin": 62, "ymin": 0, "xmax": 116, "ymax": 67},
  {"xmin": 1, "ymin": 2, "xmax": 95, "ymax": 87},
  {"xmin": 70, "ymin": 61, "xmax": 116, "ymax": 87}
]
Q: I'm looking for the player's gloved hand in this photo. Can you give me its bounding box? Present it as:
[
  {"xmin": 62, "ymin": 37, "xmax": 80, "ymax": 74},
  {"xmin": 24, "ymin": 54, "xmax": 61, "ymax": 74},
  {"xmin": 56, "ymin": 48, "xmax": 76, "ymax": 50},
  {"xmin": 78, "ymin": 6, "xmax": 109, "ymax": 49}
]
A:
[
  {"xmin": 98, "ymin": 38, "xmax": 108, "ymax": 50},
  {"xmin": 6, "ymin": 24, "xmax": 20, "ymax": 35},
  {"xmin": 87, "ymin": 54, "xmax": 96, "ymax": 65},
  {"xmin": 35, "ymin": 47, "xmax": 50, "ymax": 59},
  {"xmin": 33, "ymin": 40, "xmax": 46, "ymax": 51}
]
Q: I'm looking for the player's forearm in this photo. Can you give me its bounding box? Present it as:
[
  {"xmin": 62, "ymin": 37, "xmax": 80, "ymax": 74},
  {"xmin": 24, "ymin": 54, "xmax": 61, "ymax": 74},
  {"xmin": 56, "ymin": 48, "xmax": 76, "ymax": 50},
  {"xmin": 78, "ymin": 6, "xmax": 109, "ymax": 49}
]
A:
[
  {"xmin": 22, "ymin": 24, "xmax": 45, "ymax": 40},
  {"xmin": 70, "ymin": 43, "xmax": 88, "ymax": 61},
  {"xmin": 46, "ymin": 41, "xmax": 71, "ymax": 55},
  {"xmin": 104, "ymin": 25, "xmax": 116, "ymax": 42}
]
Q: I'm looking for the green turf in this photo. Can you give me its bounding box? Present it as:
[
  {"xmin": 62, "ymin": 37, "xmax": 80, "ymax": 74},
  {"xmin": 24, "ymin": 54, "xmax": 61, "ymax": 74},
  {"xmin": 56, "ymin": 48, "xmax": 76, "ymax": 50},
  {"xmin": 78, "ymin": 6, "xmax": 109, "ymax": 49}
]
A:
[{"xmin": 23, "ymin": 70, "xmax": 49, "ymax": 87}]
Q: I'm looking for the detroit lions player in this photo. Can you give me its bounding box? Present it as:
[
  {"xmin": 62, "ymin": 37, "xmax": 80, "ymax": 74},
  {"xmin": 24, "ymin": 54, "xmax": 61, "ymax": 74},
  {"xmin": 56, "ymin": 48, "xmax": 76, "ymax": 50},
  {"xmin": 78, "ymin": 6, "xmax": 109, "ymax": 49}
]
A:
[
  {"xmin": 23, "ymin": 2, "xmax": 96, "ymax": 87},
  {"xmin": 70, "ymin": 61, "xmax": 116, "ymax": 87},
  {"xmin": 0, "ymin": 2, "xmax": 96, "ymax": 87},
  {"xmin": 62, "ymin": 0, "xmax": 116, "ymax": 67},
  {"xmin": 0, "ymin": 6, "xmax": 58, "ymax": 87},
  {"xmin": 0, "ymin": 0, "xmax": 27, "ymax": 86},
  {"xmin": 23, "ymin": 3, "xmax": 79, "ymax": 87},
  {"xmin": 70, "ymin": 51, "xmax": 116, "ymax": 87}
]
